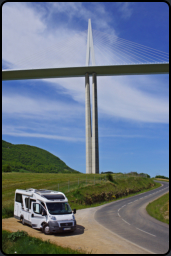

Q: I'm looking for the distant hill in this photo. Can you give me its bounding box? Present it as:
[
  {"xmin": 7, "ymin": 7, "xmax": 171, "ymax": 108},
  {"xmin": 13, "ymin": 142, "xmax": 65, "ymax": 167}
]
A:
[{"xmin": 2, "ymin": 140, "xmax": 80, "ymax": 174}]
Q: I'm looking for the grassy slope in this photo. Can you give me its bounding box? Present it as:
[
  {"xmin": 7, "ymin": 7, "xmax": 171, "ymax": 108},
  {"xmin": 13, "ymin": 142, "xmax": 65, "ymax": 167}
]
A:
[
  {"xmin": 2, "ymin": 172, "xmax": 95, "ymax": 208},
  {"xmin": 2, "ymin": 140, "xmax": 79, "ymax": 173},
  {"xmin": 66, "ymin": 177, "xmax": 161, "ymax": 210},
  {"xmin": 146, "ymin": 192, "xmax": 169, "ymax": 224}
]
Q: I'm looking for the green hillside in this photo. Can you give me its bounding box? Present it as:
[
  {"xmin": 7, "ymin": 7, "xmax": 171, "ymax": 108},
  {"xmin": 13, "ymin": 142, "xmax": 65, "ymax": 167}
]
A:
[{"xmin": 2, "ymin": 140, "xmax": 80, "ymax": 174}]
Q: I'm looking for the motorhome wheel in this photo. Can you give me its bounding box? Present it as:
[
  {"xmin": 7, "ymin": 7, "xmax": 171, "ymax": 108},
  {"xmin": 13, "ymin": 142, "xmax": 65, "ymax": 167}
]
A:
[{"xmin": 43, "ymin": 224, "xmax": 51, "ymax": 235}]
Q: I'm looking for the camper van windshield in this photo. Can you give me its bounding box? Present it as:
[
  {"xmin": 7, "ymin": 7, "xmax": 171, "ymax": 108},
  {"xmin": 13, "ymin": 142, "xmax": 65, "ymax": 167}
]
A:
[{"xmin": 46, "ymin": 202, "xmax": 72, "ymax": 215}]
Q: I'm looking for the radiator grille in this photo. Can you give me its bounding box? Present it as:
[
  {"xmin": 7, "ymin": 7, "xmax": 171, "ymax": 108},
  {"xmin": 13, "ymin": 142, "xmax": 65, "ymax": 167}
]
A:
[{"xmin": 60, "ymin": 222, "xmax": 72, "ymax": 227}]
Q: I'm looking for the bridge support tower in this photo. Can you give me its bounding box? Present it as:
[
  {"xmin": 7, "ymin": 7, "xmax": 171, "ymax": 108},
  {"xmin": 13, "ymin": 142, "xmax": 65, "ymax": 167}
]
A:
[
  {"xmin": 85, "ymin": 72, "xmax": 99, "ymax": 174},
  {"xmin": 85, "ymin": 19, "xmax": 99, "ymax": 174}
]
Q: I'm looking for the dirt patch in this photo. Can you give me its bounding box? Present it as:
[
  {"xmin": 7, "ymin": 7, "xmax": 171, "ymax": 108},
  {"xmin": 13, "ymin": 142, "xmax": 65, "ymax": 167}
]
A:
[{"xmin": 2, "ymin": 206, "xmax": 153, "ymax": 254}]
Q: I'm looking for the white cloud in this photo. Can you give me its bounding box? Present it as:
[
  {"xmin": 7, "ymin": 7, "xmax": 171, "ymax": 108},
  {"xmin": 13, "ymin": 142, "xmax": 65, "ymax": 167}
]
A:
[
  {"xmin": 47, "ymin": 2, "xmax": 113, "ymax": 31},
  {"xmin": 116, "ymin": 2, "xmax": 133, "ymax": 19},
  {"xmin": 2, "ymin": 93, "xmax": 84, "ymax": 121},
  {"xmin": 97, "ymin": 75, "xmax": 168, "ymax": 123},
  {"xmin": 3, "ymin": 74, "xmax": 168, "ymax": 125},
  {"xmin": 2, "ymin": 127, "xmax": 84, "ymax": 142},
  {"xmin": 44, "ymin": 75, "xmax": 169, "ymax": 124},
  {"xmin": 2, "ymin": 2, "xmax": 88, "ymax": 70},
  {"xmin": 2, "ymin": 2, "xmax": 117, "ymax": 70}
]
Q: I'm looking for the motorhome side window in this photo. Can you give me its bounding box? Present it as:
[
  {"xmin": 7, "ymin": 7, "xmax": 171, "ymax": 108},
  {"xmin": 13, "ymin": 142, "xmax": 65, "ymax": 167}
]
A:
[
  {"xmin": 25, "ymin": 198, "xmax": 36, "ymax": 209},
  {"xmin": 29, "ymin": 199, "xmax": 36, "ymax": 209},
  {"xmin": 15, "ymin": 193, "xmax": 22, "ymax": 203},
  {"xmin": 33, "ymin": 203, "xmax": 43, "ymax": 214},
  {"xmin": 25, "ymin": 198, "xmax": 29, "ymax": 208}
]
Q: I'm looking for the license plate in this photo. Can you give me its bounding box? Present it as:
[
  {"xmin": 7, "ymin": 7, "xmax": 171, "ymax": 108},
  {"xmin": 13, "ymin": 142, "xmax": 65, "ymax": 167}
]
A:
[{"xmin": 63, "ymin": 228, "xmax": 71, "ymax": 230}]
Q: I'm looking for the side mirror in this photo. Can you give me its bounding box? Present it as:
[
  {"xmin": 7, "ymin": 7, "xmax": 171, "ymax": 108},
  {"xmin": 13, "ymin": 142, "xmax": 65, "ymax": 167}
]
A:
[
  {"xmin": 72, "ymin": 209, "xmax": 76, "ymax": 214},
  {"xmin": 42, "ymin": 210, "xmax": 47, "ymax": 216}
]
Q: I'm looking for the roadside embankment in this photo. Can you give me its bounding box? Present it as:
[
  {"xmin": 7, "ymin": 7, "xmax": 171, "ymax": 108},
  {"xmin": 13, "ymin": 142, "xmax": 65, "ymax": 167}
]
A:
[{"xmin": 66, "ymin": 177, "xmax": 160, "ymax": 210}]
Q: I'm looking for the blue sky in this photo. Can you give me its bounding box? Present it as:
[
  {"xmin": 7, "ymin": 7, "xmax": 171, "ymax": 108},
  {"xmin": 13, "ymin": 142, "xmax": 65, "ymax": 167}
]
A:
[{"xmin": 2, "ymin": 2, "xmax": 169, "ymax": 177}]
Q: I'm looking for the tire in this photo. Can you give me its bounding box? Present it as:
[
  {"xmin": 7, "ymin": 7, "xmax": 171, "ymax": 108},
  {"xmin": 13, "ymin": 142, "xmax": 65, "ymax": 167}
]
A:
[{"xmin": 42, "ymin": 223, "xmax": 51, "ymax": 235}]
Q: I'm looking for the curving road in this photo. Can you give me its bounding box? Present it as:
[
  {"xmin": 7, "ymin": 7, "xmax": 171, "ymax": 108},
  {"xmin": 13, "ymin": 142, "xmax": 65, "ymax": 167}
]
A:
[{"xmin": 95, "ymin": 181, "xmax": 169, "ymax": 254}]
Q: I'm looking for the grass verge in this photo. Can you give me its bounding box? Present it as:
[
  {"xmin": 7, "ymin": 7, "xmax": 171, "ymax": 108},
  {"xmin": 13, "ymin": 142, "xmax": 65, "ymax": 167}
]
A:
[
  {"xmin": 2, "ymin": 230, "xmax": 87, "ymax": 254},
  {"xmin": 153, "ymin": 178, "xmax": 169, "ymax": 182},
  {"xmin": 146, "ymin": 192, "xmax": 169, "ymax": 224}
]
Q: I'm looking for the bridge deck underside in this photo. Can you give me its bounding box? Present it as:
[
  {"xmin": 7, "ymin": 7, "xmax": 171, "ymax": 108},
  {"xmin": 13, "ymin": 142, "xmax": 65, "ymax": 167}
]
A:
[{"xmin": 2, "ymin": 63, "xmax": 169, "ymax": 81}]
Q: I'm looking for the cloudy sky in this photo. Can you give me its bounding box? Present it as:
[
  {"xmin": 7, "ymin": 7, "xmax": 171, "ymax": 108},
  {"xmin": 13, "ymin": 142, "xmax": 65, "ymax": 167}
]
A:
[{"xmin": 2, "ymin": 2, "xmax": 169, "ymax": 177}]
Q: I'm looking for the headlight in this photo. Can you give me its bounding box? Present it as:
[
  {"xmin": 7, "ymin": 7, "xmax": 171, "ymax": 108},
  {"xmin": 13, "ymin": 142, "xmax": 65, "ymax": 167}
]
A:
[{"xmin": 50, "ymin": 216, "xmax": 56, "ymax": 221}]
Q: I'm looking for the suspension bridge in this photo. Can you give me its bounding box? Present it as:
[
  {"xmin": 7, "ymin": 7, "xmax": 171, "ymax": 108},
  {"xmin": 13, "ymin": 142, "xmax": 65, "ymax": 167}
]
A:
[{"xmin": 2, "ymin": 19, "xmax": 169, "ymax": 174}]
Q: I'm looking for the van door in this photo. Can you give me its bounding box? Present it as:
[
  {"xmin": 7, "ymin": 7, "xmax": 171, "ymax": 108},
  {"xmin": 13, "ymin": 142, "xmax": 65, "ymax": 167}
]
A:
[
  {"xmin": 28, "ymin": 199, "xmax": 36, "ymax": 222},
  {"xmin": 23, "ymin": 197, "xmax": 29, "ymax": 221},
  {"xmin": 14, "ymin": 193, "xmax": 23, "ymax": 218},
  {"xmin": 15, "ymin": 203, "xmax": 19, "ymax": 216},
  {"xmin": 30, "ymin": 202, "xmax": 47, "ymax": 229}
]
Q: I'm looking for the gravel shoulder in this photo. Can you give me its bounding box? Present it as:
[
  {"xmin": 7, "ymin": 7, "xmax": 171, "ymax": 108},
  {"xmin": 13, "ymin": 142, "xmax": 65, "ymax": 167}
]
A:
[{"xmin": 2, "ymin": 205, "xmax": 153, "ymax": 254}]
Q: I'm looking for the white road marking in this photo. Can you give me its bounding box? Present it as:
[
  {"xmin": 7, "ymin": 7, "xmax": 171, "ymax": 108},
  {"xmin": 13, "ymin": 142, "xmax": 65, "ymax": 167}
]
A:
[
  {"xmin": 122, "ymin": 218, "xmax": 131, "ymax": 225},
  {"xmin": 136, "ymin": 228, "xmax": 156, "ymax": 237},
  {"xmin": 116, "ymin": 185, "xmax": 168, "ymax": 241}
]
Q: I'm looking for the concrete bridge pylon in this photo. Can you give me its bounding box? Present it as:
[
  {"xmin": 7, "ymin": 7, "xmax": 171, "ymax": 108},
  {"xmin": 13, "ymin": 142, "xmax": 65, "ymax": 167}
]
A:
[{"xmin": 85, "ymin": 19, "xmax": 99, "ymax": 174}]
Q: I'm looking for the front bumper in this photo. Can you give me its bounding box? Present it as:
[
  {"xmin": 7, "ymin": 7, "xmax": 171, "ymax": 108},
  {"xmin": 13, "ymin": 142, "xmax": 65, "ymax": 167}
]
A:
[{"xmin": 48, "ymin": 220, "xmax": 76, "ymax": 233}]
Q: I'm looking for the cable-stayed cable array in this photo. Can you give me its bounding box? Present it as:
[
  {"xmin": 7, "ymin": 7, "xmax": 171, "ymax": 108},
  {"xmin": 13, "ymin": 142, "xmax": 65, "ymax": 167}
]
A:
[
  {"xmin": 92, "ymin": 29, "xmax": 169, "ymax": 66},
  {"xmin": 3, "ymin": 28, "xmax": 169, "ymax": 71},
  {"xmin": 3, "ymin": 30, "xmax": 88, "ymax": 70}
]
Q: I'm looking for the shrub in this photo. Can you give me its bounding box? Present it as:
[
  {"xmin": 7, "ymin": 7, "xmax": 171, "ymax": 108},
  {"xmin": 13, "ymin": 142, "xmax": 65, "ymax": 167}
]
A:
[
  {"xmin": 155, "ymin": 175, "xmax": 169, "ymax": 179},
  {"xmin": 73, "ymin": 189, "xmax": 84, "ymax": 201},
  {"xmin": 139, "ymin": 173, "xmax": 151, "ymax": 178},
  {"xmin": 106, "ymin": 173, "xmax": 114, "ymax": 182},
  {"xmin": 2, "ymin": 164, "xmax": 12, "ymax": 172},
  {"xmin": 7, "ymin": 231, "xmax": 28, "ymax": 241},
  {"xmin": 101, "ymin": 171, "xmax": 114, "ymax": 174}
]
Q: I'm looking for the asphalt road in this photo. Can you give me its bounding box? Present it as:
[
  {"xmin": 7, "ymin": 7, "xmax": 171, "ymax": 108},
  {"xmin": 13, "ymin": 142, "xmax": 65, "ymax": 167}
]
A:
[{"xmin": 95, "ymin": 181, "xmax": 169, "ymax": 254}]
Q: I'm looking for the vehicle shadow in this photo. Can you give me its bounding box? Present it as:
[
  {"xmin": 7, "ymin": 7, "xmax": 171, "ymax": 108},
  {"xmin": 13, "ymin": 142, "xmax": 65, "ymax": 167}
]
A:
[
  {"xmin": 54, "ymin": 224, "xmax": 85, "ymax": 236},
  {"xmin": 17, "ymin": 221, "xmax": 85, "ymax": 236}
]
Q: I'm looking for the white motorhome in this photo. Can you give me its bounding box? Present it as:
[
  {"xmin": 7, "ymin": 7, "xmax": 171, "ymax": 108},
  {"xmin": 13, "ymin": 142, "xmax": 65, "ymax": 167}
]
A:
[{"xmin": 14, "ymin": 188, "xmax": 76, "ymax": 235}]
